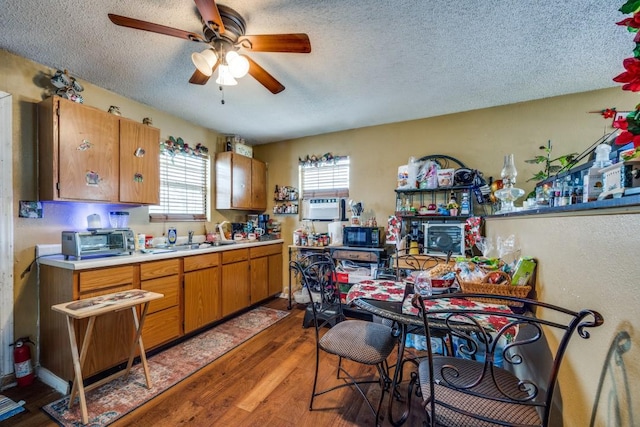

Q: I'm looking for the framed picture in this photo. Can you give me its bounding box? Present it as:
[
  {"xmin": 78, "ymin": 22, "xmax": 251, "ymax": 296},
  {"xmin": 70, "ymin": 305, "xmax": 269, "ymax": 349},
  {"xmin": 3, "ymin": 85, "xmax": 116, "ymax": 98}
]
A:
[{"xmin": 19, "ymin": 201, "xmax": 43, "ymax": 218}]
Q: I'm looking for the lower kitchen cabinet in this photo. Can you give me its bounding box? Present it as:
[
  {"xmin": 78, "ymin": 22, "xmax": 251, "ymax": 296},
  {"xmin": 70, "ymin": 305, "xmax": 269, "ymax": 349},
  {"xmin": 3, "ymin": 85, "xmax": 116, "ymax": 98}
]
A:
[
  {"xmin": 221, "ymin": 249, "xmax": 250, "ymax": 317},
  {"xmin": 140, "ymin": 259, "xmax": 181, "ymax": 348},
  {"xmin": 184, "ymin": 253, "xmax": 221, "ymax": 333},
  {"xmin": 38, "ymin": 241, "xmax": 283, "ymax": 383},
  {"xmin": 39, "ymin": 264, "xmax": 136, "ymax": 382},
  {"xmin": 250, "ymin": 243, "xmax": 284, "ymax": 303}
]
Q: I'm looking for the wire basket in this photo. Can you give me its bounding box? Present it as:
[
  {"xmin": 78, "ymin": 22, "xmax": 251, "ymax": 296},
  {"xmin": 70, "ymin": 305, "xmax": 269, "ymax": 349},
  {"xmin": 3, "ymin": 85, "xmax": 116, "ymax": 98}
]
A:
[{"xmin": 456, "ymin": 270, "xmax": 531, "ymax": 307}]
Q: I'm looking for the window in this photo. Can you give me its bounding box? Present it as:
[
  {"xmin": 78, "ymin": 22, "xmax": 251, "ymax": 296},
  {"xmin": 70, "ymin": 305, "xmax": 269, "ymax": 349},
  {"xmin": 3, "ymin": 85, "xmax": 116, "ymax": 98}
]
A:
[
  {"xmin": 300, "ymin": 156, "xmax": 350, "ymax": 198},
  {"xmin": 149, "ymin": 150, "xmax": 209, "ymax": 222}
]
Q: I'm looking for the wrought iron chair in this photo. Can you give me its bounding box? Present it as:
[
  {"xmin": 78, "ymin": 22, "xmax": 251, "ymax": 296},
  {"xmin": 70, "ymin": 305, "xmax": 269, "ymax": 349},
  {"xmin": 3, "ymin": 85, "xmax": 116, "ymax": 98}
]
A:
[
  {"xmin": 392, "ymin": 243, "xmax": 444, "ymax": 281},
  {"xmin": 410, "ymin": 292, "xmax": 604, "ymax": 427},
  {"xmin": 290, "ymin": 253, "xmax": 397, "ymax": 425}
]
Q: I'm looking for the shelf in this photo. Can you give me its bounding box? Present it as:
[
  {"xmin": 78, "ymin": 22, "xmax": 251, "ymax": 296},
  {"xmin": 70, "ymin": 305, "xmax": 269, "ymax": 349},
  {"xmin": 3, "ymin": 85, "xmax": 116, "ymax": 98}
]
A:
[
  {"xmin": 274, "ymin": 198, "xmax": 299, "ymax": 202},
  {"xmin": 395, "ymin": 213, "xmax": 470, "ymax": 220},
  {"xmin": 395, "ymin": 184, "xmax": 473, "ymax": 194}
]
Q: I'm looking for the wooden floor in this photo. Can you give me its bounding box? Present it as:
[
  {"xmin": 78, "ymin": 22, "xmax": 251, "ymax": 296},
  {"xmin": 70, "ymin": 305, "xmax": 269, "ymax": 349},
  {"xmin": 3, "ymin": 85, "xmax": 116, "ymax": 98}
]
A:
[{"xmin": 1, "ymin": 298, "xmax": 426, "ymax": 426}]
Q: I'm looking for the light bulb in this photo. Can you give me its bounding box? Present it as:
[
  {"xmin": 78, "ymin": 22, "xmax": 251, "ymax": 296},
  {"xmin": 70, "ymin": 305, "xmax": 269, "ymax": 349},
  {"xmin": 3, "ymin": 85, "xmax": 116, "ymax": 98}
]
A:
[
  {"xmin": 215, "ymin": 65, "xmax": 238, "ymax": 86},
  {"xmin": 226, "ymin": 51, "xmax": 249, "ymax": 78}
]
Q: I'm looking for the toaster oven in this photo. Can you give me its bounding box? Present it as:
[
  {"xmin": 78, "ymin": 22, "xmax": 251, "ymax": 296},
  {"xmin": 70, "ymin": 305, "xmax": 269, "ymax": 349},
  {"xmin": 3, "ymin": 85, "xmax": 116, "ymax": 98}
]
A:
[
  {"xmin": 423, "ymin": 222, "xmax": 465, "ymax": 256},
  {"xmin": 62, "ymin": 229, "xmax": 135, "ymax": 260}
]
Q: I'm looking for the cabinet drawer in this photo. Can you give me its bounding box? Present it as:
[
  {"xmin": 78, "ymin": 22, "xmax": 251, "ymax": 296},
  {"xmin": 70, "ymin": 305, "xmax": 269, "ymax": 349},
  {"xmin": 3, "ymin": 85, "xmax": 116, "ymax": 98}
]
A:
[
  {"xmin": 79, "ymin": 266, "xmax": 134, "ymax": 293},
  {"xmin": 140, "ymin": 259, "xmax": 180, "ymax": 280},
  {"xmin": 249, "ymin": 244, "xmax": 282, "ymax": 258},
  {"xmin": 222, "ymin": 248, "xmax": 249, "ymax": 264},
  {"xmin": 184, "ymin": 253, "xmax": 219, "ymax": 272},
  {"xmin": 142, "ymin": 306, "xmax": 181, "ymax": 349},
  {"xmin": 331, "ymin": 250, "xmax": 378, "ymax": 263},
  {"xmin": 141, "ymin": 275, "xmax": 180, "ymax": 313}
]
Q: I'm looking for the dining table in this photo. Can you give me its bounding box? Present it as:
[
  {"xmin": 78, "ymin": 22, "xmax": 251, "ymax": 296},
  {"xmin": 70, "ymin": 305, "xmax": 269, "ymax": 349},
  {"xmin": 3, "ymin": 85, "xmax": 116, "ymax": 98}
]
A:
[{"xmin": 345, "ymin": 279, "xmax": 518, "ymax": 426}]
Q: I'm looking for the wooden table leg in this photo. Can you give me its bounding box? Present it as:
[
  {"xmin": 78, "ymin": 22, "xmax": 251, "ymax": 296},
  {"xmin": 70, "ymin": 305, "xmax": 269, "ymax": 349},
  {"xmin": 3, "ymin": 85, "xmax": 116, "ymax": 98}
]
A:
[
  {"xmin": 65, "ymin": 315, "xmax": 93, "ymax": 425},
  {"xmin": 68, "ymin": 316, "xmax": 96, "ymax": 410},
  {"xmin": 123, "ymin": 302, "xmax": 152, "ymax": 388}
]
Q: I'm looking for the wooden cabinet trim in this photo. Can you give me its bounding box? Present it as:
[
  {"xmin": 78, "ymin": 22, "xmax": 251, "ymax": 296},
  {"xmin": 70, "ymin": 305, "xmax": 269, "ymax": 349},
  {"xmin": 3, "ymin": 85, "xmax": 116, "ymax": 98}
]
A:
[
  {"xmin": 79, "ymin": 266, "xmax": 134, "ymax": 293},
  {"xmin": 221, "ymin": 248, "xmax": 249, "ymax": 264},
  {"xmin": 184, "ymin": 253, "xmax": 220, "ymax": 272},
  {"xmin": 140, "ymin": 258, "xmax": 180, "ymax": 280},
  {"xmin": 249, "ymin": 244, "xmax": 282, "ymax": 258}
]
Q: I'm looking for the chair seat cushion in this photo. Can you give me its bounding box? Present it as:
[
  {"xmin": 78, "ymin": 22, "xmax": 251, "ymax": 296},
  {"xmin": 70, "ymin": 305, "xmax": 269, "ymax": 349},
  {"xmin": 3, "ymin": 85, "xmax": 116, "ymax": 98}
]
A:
[
  {"xmin": 418, "ymin": 356, "xmax": 542, "ymax": 426},
  {"xmin": 319, "ymin": 320, "xmax": 395, "ymax": 365}
]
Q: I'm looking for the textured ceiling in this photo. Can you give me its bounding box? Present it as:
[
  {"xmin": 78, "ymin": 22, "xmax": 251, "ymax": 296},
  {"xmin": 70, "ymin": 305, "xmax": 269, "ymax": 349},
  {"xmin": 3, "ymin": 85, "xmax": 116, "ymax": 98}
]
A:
[{"xmin": 0, "ymin": 1, "xmax": 632, "ymax": 144}]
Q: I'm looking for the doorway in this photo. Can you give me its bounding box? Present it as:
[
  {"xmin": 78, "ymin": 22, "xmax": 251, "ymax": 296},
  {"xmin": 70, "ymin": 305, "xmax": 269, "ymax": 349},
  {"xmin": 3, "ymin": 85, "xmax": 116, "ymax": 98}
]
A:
[{"xmin": 0, "ymin": 91, "xmax": 14, "ymax": 381}]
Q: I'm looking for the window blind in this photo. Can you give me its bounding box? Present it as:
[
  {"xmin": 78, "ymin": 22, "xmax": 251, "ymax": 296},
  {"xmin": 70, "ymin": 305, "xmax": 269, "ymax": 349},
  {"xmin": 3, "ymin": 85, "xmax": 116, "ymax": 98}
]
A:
[
  {"xmin": 149, "ymin": 152, "xmax": 209, "ymax": 221},
  {"xmin": 300, "ymin": 156, "xmax": 350, "ymax": 198}
]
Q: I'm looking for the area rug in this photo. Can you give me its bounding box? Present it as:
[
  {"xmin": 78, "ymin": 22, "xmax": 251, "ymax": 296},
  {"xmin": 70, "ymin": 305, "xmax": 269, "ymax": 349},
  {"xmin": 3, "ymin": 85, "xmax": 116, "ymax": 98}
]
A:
[{"xmin": 42, "ymin": 306, "xmax": 289, "ymax": 426}]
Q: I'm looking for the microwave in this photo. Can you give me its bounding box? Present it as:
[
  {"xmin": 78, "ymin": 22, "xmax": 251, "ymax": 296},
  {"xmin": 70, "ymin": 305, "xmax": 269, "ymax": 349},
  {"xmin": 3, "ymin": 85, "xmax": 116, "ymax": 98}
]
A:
[
  {"xmin": 343, "ymin": 226, "xmax": 384, "ymax": 248},
  {"xmin": 302, "ymin": 198, "xmax": 346, "ymax": 221},
  {"xmin": 423, "ymin": 222, "xmax": 465, "ymax": 256},
  {"xmin": 62, "ymin": 229, "xmax": 135, "ymax": 260}
]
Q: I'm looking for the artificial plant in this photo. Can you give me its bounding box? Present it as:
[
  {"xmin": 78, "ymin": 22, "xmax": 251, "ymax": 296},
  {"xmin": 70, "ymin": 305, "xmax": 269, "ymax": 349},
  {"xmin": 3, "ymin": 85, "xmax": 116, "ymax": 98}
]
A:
[{"xmin": 524, "ymin": 140, "xmax": 578, "ymax": 182}]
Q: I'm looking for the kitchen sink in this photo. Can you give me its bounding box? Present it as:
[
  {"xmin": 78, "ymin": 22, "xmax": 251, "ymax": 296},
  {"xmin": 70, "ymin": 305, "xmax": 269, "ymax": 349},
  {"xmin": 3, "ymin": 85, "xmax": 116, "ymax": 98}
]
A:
[{"xmin": 171, "ymin": 244, "xmax": 205, "ymax": 251}]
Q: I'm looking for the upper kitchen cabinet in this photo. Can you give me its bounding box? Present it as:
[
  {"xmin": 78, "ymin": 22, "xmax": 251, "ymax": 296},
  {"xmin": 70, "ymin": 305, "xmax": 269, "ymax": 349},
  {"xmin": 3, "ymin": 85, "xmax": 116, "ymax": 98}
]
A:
[
  {"xmin": 38, "ymin": 96, "xmax": 160, "ymax": 204},
  {"xmin": 119, "ymin": 119, "xmax": 160, "ymax": 204},
  {"xmin": 215, "ymin": 151, "xmax": 267, "ymax": 211}
]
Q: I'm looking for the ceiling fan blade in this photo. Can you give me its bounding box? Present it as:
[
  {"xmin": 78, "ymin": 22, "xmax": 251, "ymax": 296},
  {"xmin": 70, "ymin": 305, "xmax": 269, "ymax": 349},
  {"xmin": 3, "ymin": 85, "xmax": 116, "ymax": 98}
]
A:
[
  {"xmin": 245, "ymin": 56, "xmax": 285, "ymax": 94},
  {"xmin": 108, "ymin": 14, "xmax": 205, "ymax": 42},
  {"xmin": 194, "ymin": 0, "xmax": 225, "ymax": 34},
  {"xmin": 238, "ymin": 34, "xmax": 311, "ymax": 53},
  {"xmin": 189, "ymin": 69, "xmax": 211, "ymax": 85}
]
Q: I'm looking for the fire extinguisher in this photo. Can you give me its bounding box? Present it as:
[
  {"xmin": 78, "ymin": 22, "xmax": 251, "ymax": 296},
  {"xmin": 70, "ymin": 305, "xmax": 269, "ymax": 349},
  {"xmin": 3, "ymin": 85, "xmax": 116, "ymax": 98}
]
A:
[{"xmin": 10, "ymin": 337, "xmax": 35, "ymax": 387}]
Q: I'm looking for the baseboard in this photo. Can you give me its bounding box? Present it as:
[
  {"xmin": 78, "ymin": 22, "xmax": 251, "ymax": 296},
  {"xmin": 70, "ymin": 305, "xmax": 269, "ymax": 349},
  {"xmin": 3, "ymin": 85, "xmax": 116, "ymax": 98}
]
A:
[{"xmin": 37, "ymin": 367, "xmax": 69, "ymax": 394}]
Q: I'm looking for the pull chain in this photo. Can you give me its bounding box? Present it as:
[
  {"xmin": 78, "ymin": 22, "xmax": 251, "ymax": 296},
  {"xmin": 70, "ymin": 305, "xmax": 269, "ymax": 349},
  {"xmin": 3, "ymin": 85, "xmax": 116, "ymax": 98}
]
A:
[{"xmin": 219, "ymin": 85, "xmax": 225, "ymax": 105}]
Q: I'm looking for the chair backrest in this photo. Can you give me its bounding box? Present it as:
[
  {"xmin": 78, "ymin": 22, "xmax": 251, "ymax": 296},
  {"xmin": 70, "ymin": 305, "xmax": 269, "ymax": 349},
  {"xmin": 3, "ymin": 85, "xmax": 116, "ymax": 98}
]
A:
[
  {"xmin": 289, "ymin": 253, "xmax": 343, "ymax": 332},
  {"xmin": 412, "ymin": 293, "xmax": 604, "ymax": 426},
  {"xmin": 393, "ymin": 245, "xmax": 446, "ymax": 280}
]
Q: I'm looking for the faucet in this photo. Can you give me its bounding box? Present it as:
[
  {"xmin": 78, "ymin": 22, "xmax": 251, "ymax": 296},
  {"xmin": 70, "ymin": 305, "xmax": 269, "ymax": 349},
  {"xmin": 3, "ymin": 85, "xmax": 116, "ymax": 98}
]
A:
[{"xmin": 188, "ymin": 230, "xmax": 194, "ymax": 245}]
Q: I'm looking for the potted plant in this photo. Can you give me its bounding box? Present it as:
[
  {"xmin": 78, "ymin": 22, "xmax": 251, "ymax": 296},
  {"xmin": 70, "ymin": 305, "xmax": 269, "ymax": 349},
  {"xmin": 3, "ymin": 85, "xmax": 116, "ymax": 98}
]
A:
[{"xmin": 447, "ymin": 195, "xmax": 459, "ymax": 216}]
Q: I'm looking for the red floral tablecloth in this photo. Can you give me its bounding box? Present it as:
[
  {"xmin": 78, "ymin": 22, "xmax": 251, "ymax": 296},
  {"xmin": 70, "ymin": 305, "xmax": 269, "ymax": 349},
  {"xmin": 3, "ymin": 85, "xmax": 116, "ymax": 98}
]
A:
[{"xmin": 346, "ymin": 279, "xmax": 517, "ymax": 341}]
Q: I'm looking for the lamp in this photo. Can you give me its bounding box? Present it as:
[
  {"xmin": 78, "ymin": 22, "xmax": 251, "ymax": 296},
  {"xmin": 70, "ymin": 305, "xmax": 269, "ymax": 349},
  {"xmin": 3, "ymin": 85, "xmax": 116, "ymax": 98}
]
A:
[
  {"xmin": 216, "ymin": 65, "xmax": 238, "ymax": 86},
  {"xmin": 494, "ymin": 154, "xmax": 525, "ymax": 213},
  {"xmin": 192, "ymin": 45, "xmax": 250, "ymax": 86},
  {"xmin": 225, "ymin": 51, "xmax": 249, "ymax": 78},
  {"xmin": 191, "ymin": 49, "xmax": 218, "ymax": 77}
]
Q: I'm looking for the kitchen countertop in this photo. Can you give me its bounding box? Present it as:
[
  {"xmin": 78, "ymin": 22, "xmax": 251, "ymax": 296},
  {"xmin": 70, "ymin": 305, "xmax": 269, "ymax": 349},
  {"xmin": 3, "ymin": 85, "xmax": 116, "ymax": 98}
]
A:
[{"xmin": 37, "ymin": 239, "xmax": 284, "ymax": 270}]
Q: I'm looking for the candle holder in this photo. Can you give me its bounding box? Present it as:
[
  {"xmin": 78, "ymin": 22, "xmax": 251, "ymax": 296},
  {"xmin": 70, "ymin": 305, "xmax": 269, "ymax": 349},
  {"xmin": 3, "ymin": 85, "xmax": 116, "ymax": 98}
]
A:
[{"xmin": 495, "ymin": 154, "xmax": 525, "ymax": 213}]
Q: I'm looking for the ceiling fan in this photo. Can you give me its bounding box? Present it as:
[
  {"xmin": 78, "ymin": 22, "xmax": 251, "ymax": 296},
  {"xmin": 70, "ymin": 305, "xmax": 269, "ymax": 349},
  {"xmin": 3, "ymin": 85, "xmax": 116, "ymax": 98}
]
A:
[{"xmin": 108, "ymin": 0, "xmax": 311, "ymax": 94}]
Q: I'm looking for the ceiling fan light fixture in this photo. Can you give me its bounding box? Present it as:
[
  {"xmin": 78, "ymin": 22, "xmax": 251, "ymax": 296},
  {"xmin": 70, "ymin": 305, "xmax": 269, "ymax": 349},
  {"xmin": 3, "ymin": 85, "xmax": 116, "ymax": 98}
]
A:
[
  {"xmin": 216, "ymin": 65, "xmax": 238, "ymax": 86},
  {"xmin": 227, "ymin": 52, "xmax": 249, "ymax": 78},
  {"xmin": 191, "ymin": 48, "xmax": 218, "ymax": 76}
]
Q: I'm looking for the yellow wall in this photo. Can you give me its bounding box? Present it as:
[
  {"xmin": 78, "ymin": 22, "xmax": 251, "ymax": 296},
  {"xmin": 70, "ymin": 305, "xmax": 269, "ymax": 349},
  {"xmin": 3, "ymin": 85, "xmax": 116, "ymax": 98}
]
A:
[{"xmin": 485, "ymin": 214, "xmax": 640, "ymax": 427}]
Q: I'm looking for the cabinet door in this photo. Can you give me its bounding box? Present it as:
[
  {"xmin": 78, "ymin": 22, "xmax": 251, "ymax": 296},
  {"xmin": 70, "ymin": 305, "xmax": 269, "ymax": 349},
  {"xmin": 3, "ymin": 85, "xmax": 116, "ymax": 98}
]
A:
[
  {"xmin": 119, "ymin": 119, "xmax": 160, "ymax": 204},
  {"xmin": 268, "ymin": 252, "xmax": 283, "ymax": 296},
  {"xmin": 251, "ymin": 159, "xmax": 267, "ymax": 210},
  {"xmin": 232, "ymin": 154, "xmax": 252, "ymax": 209},
  {"xmin": 57, "ymin": 99, "xmax": 119, "ymax": 201},
  {"xmin": 184, "ymin": 267, "xmax": 221, "ymax": 333},
  {"xmin": 221, "ymin": 261, "xmax": 250, "ymax": 316},
  {"xmin": 250, "ymin": 256, "xmax": 269, "ymax": 304}
]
